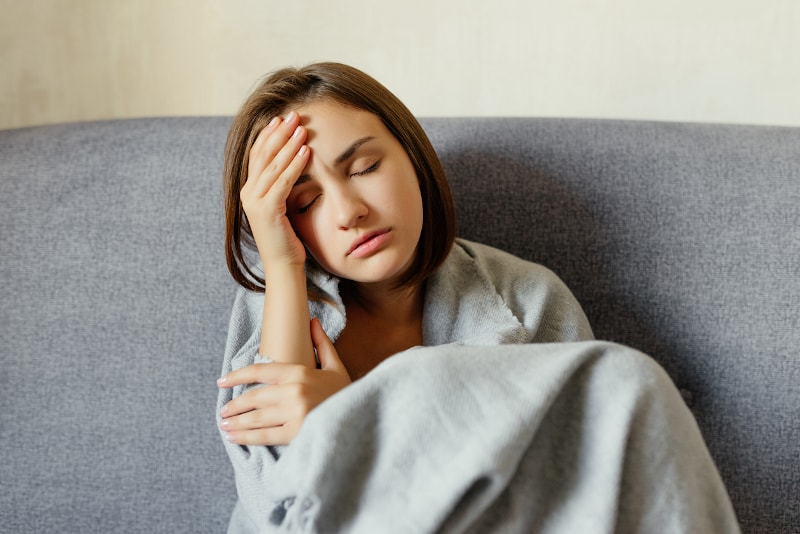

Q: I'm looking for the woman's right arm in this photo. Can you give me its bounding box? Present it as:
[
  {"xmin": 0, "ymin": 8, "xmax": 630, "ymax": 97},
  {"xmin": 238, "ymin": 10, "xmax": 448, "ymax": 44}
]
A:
[{"xmin": 240, "ymin": 111, "xmax": 316, "ymax": 369}]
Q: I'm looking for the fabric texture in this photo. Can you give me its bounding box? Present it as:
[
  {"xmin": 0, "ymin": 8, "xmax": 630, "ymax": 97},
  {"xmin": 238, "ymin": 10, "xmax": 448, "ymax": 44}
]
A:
[
  {"xmin": 218, "ymin": 240, "xmax": 738, "ymax": 532},
  {"xmin": 0, "ymin": 118, "xmax": 237, "ymax": 533},
  {"xmin": 222, "ymin": 342, "xmax": 739, "ymax": 533}
]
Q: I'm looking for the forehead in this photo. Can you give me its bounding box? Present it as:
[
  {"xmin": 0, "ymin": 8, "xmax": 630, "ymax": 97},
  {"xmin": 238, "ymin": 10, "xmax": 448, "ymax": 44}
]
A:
[{"xmin": 295, "ymin": 100, "xmax": 388, "ymax": 148}]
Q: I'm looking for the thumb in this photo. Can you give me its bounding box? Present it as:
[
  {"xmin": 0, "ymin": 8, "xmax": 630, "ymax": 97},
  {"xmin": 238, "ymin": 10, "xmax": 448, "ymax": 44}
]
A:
[{"xmin": 310, "ymin": 318, "xmax": 347, "ymax": 374}]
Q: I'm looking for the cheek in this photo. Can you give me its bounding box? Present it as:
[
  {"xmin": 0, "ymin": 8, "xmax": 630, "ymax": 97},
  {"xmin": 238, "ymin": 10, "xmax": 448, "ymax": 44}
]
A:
[
  {"xmin": 291, "ymin": 214, "xmax": 334, "ymax": 267},
  {"xmin": 289, "ymin": 216, "xmax": 315, "ymax": 251},
  {"xmin": 395, "ymin": 180, "xmax": 424, "ymax": 221}
]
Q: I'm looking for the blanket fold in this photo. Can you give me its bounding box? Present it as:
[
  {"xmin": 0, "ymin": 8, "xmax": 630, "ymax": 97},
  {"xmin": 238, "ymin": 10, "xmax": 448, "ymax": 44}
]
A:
[{"xmin": 219, "ymin": 341, "xmax": 739, "ymax": 533}]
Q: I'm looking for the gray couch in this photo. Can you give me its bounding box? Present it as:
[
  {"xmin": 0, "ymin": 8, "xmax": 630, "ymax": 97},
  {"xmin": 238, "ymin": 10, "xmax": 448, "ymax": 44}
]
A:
[{"xmin": 1, "ymin": 116, "xmax": 797, "ymax": 533}]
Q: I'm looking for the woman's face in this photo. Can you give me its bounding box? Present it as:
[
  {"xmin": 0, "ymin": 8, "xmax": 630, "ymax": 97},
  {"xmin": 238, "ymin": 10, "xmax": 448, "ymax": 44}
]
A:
[{"xmin": 286, "ymin": 100, "xmax": 424, "ymax": 289}]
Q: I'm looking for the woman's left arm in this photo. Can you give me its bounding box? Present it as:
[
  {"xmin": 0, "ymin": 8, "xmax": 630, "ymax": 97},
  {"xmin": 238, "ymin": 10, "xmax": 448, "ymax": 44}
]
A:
[{"xmin": 218, "ymin": 317, "xmax": 351, "ymax": 446}]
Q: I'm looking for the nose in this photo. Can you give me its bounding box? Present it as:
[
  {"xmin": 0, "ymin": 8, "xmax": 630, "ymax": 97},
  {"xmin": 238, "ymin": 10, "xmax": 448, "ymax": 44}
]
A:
[{"xmin": 330, "ymin": 183, "xmax": 368, "ymax": 229}]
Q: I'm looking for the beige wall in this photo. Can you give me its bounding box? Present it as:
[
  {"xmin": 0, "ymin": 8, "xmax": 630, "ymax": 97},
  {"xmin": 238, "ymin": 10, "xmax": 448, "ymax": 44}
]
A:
[{"xmin": 2, "ymin": 0, "xmax": 799, "ymax": 129}]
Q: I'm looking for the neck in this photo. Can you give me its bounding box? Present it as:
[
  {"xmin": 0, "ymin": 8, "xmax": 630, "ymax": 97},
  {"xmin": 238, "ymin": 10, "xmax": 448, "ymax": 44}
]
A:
[
  {"xmin": 334, "ymin": 281, "xmax": 425, "ymax": 380},
  {"xmin": 342, "ymin": 280, "xmax": 425, "ymax": 323}
]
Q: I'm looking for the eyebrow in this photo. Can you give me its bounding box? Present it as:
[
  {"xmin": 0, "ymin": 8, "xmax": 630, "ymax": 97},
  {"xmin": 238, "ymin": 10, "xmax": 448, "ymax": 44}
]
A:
[
  {"xmin": 335, "ymin": 136, "xmax": 375, "ymax": 165},
  {"xmin": 295, "ymin": 135, "xmax": 376, "ymax": 187}
]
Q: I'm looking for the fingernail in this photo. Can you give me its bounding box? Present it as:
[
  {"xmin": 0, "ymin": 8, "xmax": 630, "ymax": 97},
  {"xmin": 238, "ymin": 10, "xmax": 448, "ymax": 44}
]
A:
[
  {"xmin": 219, "ymin": 419, "xmax": 230, "ymax": 429},
  {"xmin": 267, "ymin": 117, "xmax": 279, "ymax": 128},
  {"xmin": 286, "ymin": 110, "xmax": 297, "ymax": 121},
  {"xmin": 220, "ymin": 405, "xmax": 229, "ymax": 417},
  {"xmin": 224, "ymin": 432, "xmax": 237, "ymax": 443},
  {"xmin": 292, "ymin": 126, "xmax": 303, "ymax": 138},
  {"xmin": 216, "ymin": 376, "xmax": 227, "ymax": 386}
]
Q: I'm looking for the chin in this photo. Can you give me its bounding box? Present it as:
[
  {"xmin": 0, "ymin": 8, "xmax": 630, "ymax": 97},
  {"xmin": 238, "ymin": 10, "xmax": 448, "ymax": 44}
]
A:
[{"xmin": 316, "ymin": 247, "xmax": 416, "ymax": 286}]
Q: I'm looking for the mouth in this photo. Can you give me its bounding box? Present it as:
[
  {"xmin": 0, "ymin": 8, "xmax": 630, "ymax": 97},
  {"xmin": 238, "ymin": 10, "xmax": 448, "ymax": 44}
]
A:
[{"xmin": 347, "ymin": 228, "xmax": 391, "ymax": 257}]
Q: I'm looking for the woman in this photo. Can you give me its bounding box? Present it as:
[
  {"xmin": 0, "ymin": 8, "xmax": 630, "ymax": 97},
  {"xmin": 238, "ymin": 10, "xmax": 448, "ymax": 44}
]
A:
[{"xmin": 217, "ymin": 62, "xmax": 738, "ymax": 532}]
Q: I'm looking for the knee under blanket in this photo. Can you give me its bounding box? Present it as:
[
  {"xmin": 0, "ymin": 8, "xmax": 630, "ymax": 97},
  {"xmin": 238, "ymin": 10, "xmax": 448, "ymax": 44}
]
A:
[{"xmin": 218, "ymin": 341, "xmax": 739, "ymax": 533}]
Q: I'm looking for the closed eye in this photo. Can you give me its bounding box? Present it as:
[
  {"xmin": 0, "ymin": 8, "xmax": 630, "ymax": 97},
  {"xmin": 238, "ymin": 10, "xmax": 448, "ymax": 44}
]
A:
[
  {"xmin": 350, "ymin": 160, "xmax": 380, "ymax": 177},
  {"xmin": 295, "ymin": 195, "xmax": 320, "ymax": 214}
]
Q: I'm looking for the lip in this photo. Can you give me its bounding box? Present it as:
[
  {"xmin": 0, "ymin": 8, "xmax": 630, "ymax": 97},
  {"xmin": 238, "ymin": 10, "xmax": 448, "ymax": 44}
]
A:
[{"xmin": 347, "ymin": 228, "xmax": 391, "ymax": 258}]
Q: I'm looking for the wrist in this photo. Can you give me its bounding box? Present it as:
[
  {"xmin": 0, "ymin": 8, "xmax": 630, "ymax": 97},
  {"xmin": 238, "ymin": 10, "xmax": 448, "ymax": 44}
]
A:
[{"xmin": 262, "ymin": 260, "xmax": 306, "ymax": 279}]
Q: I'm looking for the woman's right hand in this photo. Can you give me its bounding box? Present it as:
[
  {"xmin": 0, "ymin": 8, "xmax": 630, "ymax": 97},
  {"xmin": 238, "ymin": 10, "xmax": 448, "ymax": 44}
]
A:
[{"xmin": 240, "ymin": 111, "xmax": 311, "ymax": 270}]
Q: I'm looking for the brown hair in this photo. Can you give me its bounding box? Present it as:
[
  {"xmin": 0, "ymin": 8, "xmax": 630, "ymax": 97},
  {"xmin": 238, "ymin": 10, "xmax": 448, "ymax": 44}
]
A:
[{"xmin": 223, "ymin": 62, "xmax": 456, "ymax": 294}]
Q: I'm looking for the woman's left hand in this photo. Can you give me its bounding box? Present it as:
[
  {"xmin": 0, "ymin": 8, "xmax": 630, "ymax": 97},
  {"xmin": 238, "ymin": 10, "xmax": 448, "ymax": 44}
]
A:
[{"xmin": 217, "ymin": 318, "xmax": 351, "ymax": 446}]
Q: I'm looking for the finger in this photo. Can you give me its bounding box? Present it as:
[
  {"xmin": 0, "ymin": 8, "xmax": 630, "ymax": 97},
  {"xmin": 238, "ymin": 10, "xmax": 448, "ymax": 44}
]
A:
[
  {"xmin": 252, "ymin": 125, "xmax": 308, "ymax": 199},
  {"xmin": 248, "ymin": 112, "xmax": 303, "ymax": 191},
  {"xmin": 250, "ymin": 116, "xmax": 281, "ymax": 157},
  {"xmin": 219, "ymin": 405, "xmax": 286, "ymax": 432},
  {"xmin": 247, "ymin": 112, "xmax": 296, "ymax": 178},
  {"xmin": 220, "ymin": 381, "xmax": 311, "ymax": 429},
  {"xmin": 223, "ymin": 425, "xmax": 296, "ymax": 447},
  {"xmin": 245, "ymin": 116, "xmax": 283, "ymax": 182},
  {"xmin": 217, "ymin": 362, "xmax": 302, "ymax": 389},
  {"xmin": 262, "ymin": 143, "xmax": 310, "ymax": 209},
  {"xmin": 220, "ymin": 382, "xmax": 283, "ymax": 418},
  {"xmin": 241, "ymin": 130, "xmax": 307, "ymax": 212},
  {"xmin": 311, "ymin": 318, "xmax": 348, "ymax": 374}
]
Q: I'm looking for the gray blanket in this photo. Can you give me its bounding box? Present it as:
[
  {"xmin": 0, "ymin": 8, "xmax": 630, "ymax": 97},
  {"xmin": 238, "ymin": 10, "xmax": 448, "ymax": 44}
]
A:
[{"xmin": 218, "ymin": 341, "xmax": 739, "ymax": 533}]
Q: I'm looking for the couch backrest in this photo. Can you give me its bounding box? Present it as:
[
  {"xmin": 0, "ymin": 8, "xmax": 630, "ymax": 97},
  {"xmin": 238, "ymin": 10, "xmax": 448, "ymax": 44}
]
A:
[
  {"xmin": 1, "ymin": 117, "xmax": 797, "ymax": 533},
  {"xmin": 1, "ymin": 118, "xmax": 236, "ymax": 533}
]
